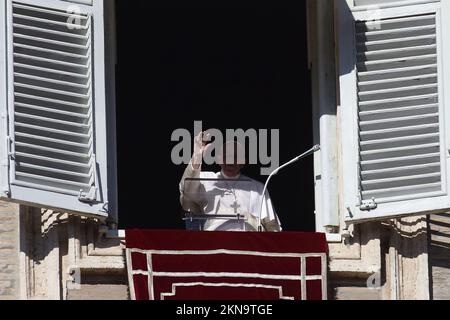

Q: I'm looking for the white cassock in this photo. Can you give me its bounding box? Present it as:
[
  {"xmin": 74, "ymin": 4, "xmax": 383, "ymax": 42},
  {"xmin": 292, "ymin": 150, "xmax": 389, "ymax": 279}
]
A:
[{"xmin": 179, "ymin": 162, "xmax": 282, "ymax": 232}]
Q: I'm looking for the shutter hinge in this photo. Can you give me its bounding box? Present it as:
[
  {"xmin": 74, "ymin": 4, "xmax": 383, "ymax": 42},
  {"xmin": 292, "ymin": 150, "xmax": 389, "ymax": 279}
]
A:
[
  {"xmin": 7, "ymin": 136, "xmax": 15, "ymax": 160},
  {"xmin": 359, "ymin": 198, "xmax": 378, "ymax": 211},
  {"xmin": 100, "ymin": 202, "xmax": 109, "ymax": 214},
  {"xmin": 78, "ymin": 185, "xmax": 97, "ymax": 203},
  {"xmin": 78, "ymin": 154, "xmax": 98, "ymax": 203},
  {"xmin": 1, "ymin": 135, "xmax": 11, "ymax": 197}
]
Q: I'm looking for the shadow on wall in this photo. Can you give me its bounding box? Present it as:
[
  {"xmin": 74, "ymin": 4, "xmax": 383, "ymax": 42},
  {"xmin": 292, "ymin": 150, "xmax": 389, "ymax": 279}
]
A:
[
  {"xmin": 427, "ymin": 213, "xmax": 450, "ymax": 300},
  {"xmin": 428, "ymin": 213, "xmax": 450, "ymax": 268}
]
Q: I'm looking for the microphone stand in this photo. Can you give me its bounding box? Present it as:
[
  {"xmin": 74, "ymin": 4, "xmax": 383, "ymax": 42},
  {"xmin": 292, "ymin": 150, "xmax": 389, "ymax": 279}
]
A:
[{"xmin": 257, "ymin": 145, "xmax": 321, "ymax": 232}]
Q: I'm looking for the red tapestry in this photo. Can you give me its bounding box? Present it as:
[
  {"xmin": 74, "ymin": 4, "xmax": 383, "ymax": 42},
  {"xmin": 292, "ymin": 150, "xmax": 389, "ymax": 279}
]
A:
[{"xmin": 125, "ymin": 230, "xmax": 328, "ymax": 300}]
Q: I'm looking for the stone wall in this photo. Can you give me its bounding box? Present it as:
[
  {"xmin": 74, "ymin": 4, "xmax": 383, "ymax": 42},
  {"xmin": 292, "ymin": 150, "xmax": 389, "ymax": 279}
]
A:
[
  {"xmin": 0, "ymin": 203, "xmax": 128, "ymax": 300},
  {"xmin": 0, "ymin": 202, "xmax": 19, "ymax": 300},
  {"xmin": 329, "ymin": 218, "xmax": 430, "ymax": 300},
  {"xmin": 381, "ymin": 216, "xmax": 430, "ymax": 300},
  {"xmin": 1, "ymin": 200, "xmax": 435, "ymax": 300},
  {"xmin": 19, "ymin": 208, "xmax": 128, "ymax": 300},
  {"xmin": 428, "ymin": 213, "xmax": 450, "ymax": 300},
  {"xmin": 328, "ymin": 222, "xmax": 383, "ymax": 300}
]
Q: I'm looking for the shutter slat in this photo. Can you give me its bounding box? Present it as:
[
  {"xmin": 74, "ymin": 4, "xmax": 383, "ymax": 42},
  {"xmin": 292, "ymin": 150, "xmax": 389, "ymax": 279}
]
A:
[
  {"xmin": 357, "ymin": 15, "xmax": 434, "ymax": 30},
  {"xmin": 359, "ymin": 93, "xmax": 438, "ymax": 107},
  {"xmin": 15, "ymin": 112, "xmax": 91, "ymax": 129},
  {"xmin": 14, "ymin": 82, "xmax": 91, "ymax": 100},
  {"xmin": 14, "ymin": 82, "xmax": 90, "ymax": 99},
  {"xmin": 14, "ymin": 43, "xmax": 89, "ymax": 60},
  {"xmin": 17, "ymin": 163, "xmax": 91, "ymax": 180},
  {"xmin": 362, "ymin": 172, "xmax": 441, "ymax": 187},
  {"xmin": 361, "ymin": 154, "xmax": 442, "ymax": 176},
  {"xmin": 360, "ymin": 113, "xmax": 438, "ymax": 127},
  {"xmin": 13, "ymin": 3, "xmax": 88, "ymax": 20},
  {"xmin": 361, "ymin": 132, "xmax": 439, "ymax": 147},
  {"xmin": 356, "ymin": 24, "xmax": 435, "ymax": 38},
  {"xmin": 15, "ymin": 152, "xmax": 91, "ymax": 169},
  {"xmin": 13, "ymin": 33, "xmax": 88, "ymax": 49},
  {"xmin": 358, "ymin": 64, "xmax": 437, "ymax": 78},
  {"xmin": 357, "ymin": 54, "xmax": 437, "ymax": 72},
  {"xmin": 359, "ymin": 84, "xmax": 437, "ymax": 102},
  {"xmin": 13, "ymin": 23, "xmax": 89, "ymax": 40},
  {"xmin": 357, "ymin": 45, "xmax": 437, "ymax": 59},
  {"xmin": 11, "ymin": 2, "xmax": 96, "ymax": 195},
  {"xmin": 359, "ymin": 74, "xmax": 437, "ymax": 87},
  {"xmin": 357, "ymin": 27, "xmax": 435, "ymax": 46},
  {"xmin": 15, "ymin": 172, "xmax": 90, "ymax": 189},
  {"xmin": 360, "ymin": 104, "xmax": 438, "ymax": 116},
  {"xmin": 361, "ymin": 183, "xmax": 442, "ymax": 199},
  {"xmin": 12, "ymin": 14, "xmax": 89, "ymax": 30},
  {"xmin": 15, "ymin": 102, "xmax": 90, "ymax": 119},
  {"xmin": 361, "ymin": 153, "xmax": 441, "ymax": 167},
  {"xmin": 16, "ymin": 132, "xmax": 91, "ymax": 149},
  {"xmin": 361, "ymin": 147, "xmax": 442, "ymax": 170},
  {"xmin": 14, "ymin": 63, "xmax": 90, "ymax": 79},
  {"xmin": 359, "ymin": 83, "xmax": 437, "ymax": 98},
  {"xmin": 15, "ymin": 142, "xmax": 91, "ymax": 159},
  {"xmin": 15, "ymin": 92, "xmax": 89, "ymax": 109},
  {"xmin": 362, "ymin": 163, "xmax": 441, "ymax": 178},
  {"xmin": 360, "ymin": 142, "xmax": 440, "ymax": 157},
  {"xmin": 360, "ymin": 104, "xmax": 439, "ymax": 123},
  {"xmin": 15, "ymin": 73, "xmax": 90, "ymax": 90},
  {"xmin": 357, "ymin": 34, "xmax": 436, "ymax": 50},
  {"xmin": 360, "ymin": 123, "xmax": 439, "ymax": 138},
  {"xmin": 15, "ymin": 122, "xmax": 90, "ymax": 139},
  {"xmin": 362, "ymin": 164, "xmax": 441, "ymax": 184},
  {"xmin": 14, "ymin": 53, "xmax": 89, "ymax": 70}
]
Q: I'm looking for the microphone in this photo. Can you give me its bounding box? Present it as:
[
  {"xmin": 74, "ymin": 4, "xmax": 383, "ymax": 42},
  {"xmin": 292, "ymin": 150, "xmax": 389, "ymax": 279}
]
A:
[{"xmin": 257, "ymin": 145, "xmax": 321, "ymax": 232}]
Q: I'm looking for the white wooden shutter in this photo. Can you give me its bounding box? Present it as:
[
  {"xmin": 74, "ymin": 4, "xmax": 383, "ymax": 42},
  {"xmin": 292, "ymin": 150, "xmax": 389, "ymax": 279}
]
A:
[
  {"xmin": 0, "ymin": 0, "xmax": 113, "ymax": 217},
  {"xmin": 339, "ymin": 0, "xmax": 450, "ymax": 223}
]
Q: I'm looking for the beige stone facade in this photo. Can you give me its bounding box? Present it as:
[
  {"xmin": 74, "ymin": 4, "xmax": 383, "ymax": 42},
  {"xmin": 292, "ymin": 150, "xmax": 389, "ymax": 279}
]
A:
[
  {"xmin": 328, "ymin": 217, "xmax": 432, "ymax": 300},
  {"xmin": 0, "ymin": 202, "xmax": 19, "ymax": 300},
  {"xmin": 0, "ymin": 204, "xmax": 127, "ymax": 300},
  {"xmin": 1, "ymin": 201, "xmax": 448, "ymax": 300}
]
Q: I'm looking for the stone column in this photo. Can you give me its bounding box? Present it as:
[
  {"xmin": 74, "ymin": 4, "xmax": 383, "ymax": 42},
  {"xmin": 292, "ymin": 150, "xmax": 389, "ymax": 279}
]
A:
[
  {"xmin": 382, "ymin": 216, "xmax": 430, "ymax": 300},
  {"xmin": 0, "ymin": 201, "xmax": 19, "ymax": 300}
]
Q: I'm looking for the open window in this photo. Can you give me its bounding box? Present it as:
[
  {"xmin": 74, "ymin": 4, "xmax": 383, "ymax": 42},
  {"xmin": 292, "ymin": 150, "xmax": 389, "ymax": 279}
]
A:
[
  {"xmin": 0, "ymin": 0, "xmax": 116, "ymax": 219},
  {"xmin": 114, "ymin": 1, "xmax": 314, "ymax": 231},
  {"xmin": 338, "ymin": 0, "xmax": 450, "ymax": 223}
]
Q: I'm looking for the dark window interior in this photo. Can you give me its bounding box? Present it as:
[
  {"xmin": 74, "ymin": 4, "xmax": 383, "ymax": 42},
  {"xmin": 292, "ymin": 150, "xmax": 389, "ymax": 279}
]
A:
[{"xmin": 115, "ymin": 1, "xmax": 315, "ymax": 231}]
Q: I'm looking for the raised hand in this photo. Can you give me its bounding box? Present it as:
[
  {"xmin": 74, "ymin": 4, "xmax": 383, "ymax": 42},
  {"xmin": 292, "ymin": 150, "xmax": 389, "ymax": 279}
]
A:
[{"xmin": 192, "ymin": 131, "xmax": 211, "ymax": 169}]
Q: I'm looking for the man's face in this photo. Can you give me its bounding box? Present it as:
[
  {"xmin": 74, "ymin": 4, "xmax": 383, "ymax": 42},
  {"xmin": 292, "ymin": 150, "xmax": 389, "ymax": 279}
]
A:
[
  {"xmin": 220, "ymin": 162, "xmax": 244, "ymax": 178},
  {"xmin": 219, "ymin": 143, "xmax": 245, "ymax": 177}
]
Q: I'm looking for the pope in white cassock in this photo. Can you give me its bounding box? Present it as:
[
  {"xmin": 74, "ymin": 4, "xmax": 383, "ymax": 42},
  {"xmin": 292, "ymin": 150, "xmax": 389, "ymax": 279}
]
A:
[{"xmin": 179, "ymin": 132, "xmax": 282, "ymax": 232}]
